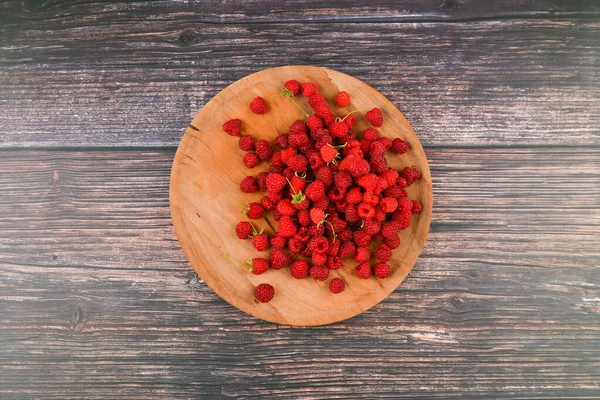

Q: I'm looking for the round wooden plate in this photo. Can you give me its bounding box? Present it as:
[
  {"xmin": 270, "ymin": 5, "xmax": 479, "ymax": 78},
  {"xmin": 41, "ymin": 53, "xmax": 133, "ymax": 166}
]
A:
[{"xmin": 170, "ymin": 66, "xmax": 432, "ymax": 326}]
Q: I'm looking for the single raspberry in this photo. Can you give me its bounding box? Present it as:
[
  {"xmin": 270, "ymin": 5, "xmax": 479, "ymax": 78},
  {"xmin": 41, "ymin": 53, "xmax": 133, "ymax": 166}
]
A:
[
  {"xmin": 328, "ymin": 187, "xmax": 346, "ymax": 202},
  {"xmin": 274, "ymin": 134, "xmax": 289, "ymax": 149},
  {"xmin": 235, "ymin": 221, "xmax": 253, "ymax": 239},
  {"xmin": 383, "ymin": 185, "xmax": 404, "ymax": 199},
  {"xmin": 305, "ymin": 181, "xmax": 326, "ymax": 201},
  {"xmin": 284, "ymin": 79, "xmax": 300, "ymax": 95},
  {"xmin": 363, "ymin": 218, "xmax": 381, "ymax": 236},
  {"xmin": 269, "ymin": 249, "xmax": 292, "ymax": 269},
  {"xmin": 378, "ymin": 137, "xmax": 392, "ymax": 150},
  {"xmin": 381, "ymin": 221, "xmax": 401, "ymax": 239},
  {"xmin": 306, "ymin": 150, "xmax": 325, "ymax": 171},
  {"xmin": 354, "ymin": 247, "xmax": 370, "ymax": 263},
  {"xmin": 288, "ymin": 236, "xmax": 305, "ymax": 253},
  {"xmin": 239, "ymin": 135, "xmax": 255, "ymax": 151},
  {"xmin": 373, "ymin": 206, "xmax": 386, "ymax": 222},
  {"xmin": 313, "ymin": 102, "xmax": 332, "ymax": 118},
  {"xmin": 287, "ymin": 155, "xmax": 308, "ymax": 172},
  {"xmin": 337, "ymin": 228, "xmax": 353, "ymax": 242},
  {"xmin": 288, "ymin": 132, "xmax": 310, "ymax": 149},
  {"xmin": 314, "ymin": 134, "xmax": 333, "ymax": 149},
  {"xmin": 381, "ymin": 169, "xmax": 399, "ymax": 187},
  {"xmin": 293, "ymin": 197, "xmax": 310, "ymax": 211},
  {"xmin": 290, "ymin": 260, "xmax": 310, "ymax": 279},
  {"xmin": 363, "ymin": 128, "xmax": 379, "ymax": 141},
  {"xmin": 329, "ymin": 278, "xmax": 345, "ymax": 294},
  {"xmin": 329, "ymin": 120, "xmax": 348, "ymax": 138},
  {"xmin": 327, "ymin": 239, "xmax": 341, "ymax": 257},
  {"xmin": 246, "ymin": 258, "xmax": 269, "ymax": 275},
  {"xmin": 333, "ymin": 171, "xmax": 352, "ymax": 190},
  {"xmin": 344, "ymin": 113, "xmax": 356, "ymax": 129},
  {"xmin": 243, "ymin": 152, "xmax": 261, "ymax": 169},
  {"xmin": 361, "ymin": 191, "xmax": 378, "ymax": 207},
  {"xmin": 278, "ymin": 216, "xmax": 298, "ymax": 237},
  {"xmin": 251, "ymin": 233, "xmax": 269, "ymax": 252},
  {"xmin": 340, "ymin": 155, "xmax": 370, "ymax": 178},
  {"xmin": 290, "ymin": 175, "xmax": 307, "ymax": 193},
  {"xmin": 310, "ymin": 265, "xmax": 329, "ymax": 280},
  {"xmin": 402, "ymin": 167, "xmax": 421, "ymax": 186},
  {"xmin": 344, "ymin": 204, "xmax": 360, "ymax": 223},
  {"xmin": 308, "ymin": 236, "xmax": 329, "ymax": 253},
  {"xmin": 380, "ymin": 197, "xmax": 398, "ymax": 213},
  {"xmin": 396, "ymin": 210, "xmax": 412, "ymax": 230},
  {"xmin": 312, "ymin": 197, "xmax": 330, "ymax": 211},
  {"xmin": 240, "ymin": 176, "xmax": 258, "ymax": 193},
  {"xmin": 289, "ymin": 119, "xmax": 307, "ymax": 135},
  {"xmin": 397, "ymin": 177, "xmax": 408, "ymax": 188},
  {"xmin": 266, "ymin": 173, "xmax": 286, "ymax": 195},
  {"xmin": 299, "ymin": 82, "xmax": 319, "ymax": 97},
  {"xmin": 271, "ymin": 151, "xmax": 283, "ymax": 167},
  {"xmin": 276, "ymin": 199, "xmax": 297, "ymax": 216},
  {"xmin": 254, "ymin": 139, "xmax": 273, "ymax": 161},
  {"xmin": 306, "ymin": 115, "xmax": 323, "ymax": 130},
  {"xmin": 223, "ymin": 118, "xmax": 242, "ymax": 136},
  {"xmin": 246, "ymin": 202, "xmax": 265, "ymax": 219},
  {"xmin": 312, "ymin": 252, "xmax": 328, "ymax": 266},
  {"xmin": 280, "ymin": 148, "xmax": 296, "ymax": 164},
  {"xmin": 339, "ymin": 241, "xmax": 356, "ymax": 258},
  {"xmin": 358, "ymin": 174, "xmax": 378, "ymax": 192},
  {"xmin": 369, "ymin": 140, "xmax": 386, "ymax": 157},
  {"xmin": 359, "ymin": 140, "xmax": 373, "ymax": 155},
  {"xmin": 308, "ymin": 93, "xmax": 326, "ymax": 108},
  {"xmin": 328, "ymin": 212, "xmax": 347, "ymax": 233},
  {"xmin": 249, "ymin": 96, "xmax": 268, "ymax": 114},
  {"xmin": 354, "ymin": 229, "xmax": 372, "ymax": 247},
  {"xmin": 357, "ymin": 203, "xmax": 375, "ymax": 219},
  {"xmin": 347, "ymin": 147, "xmax": 364, "ymax": 158},
  {"xmin": 369, "ymin": 155, "xmax": 388, "ymax": 174},
  {"xmin": 345, "ymin": 187, "xmax": 363, "ymax": 205},
  {"xmin": 374, "ymin": 262, "xmax": 391, "ymax": 279},
  {"xmin": 391, "ymin": 138, "xmax": 409, "ymax": 154},
  {"xmin": 355, "ymin": 263, "xmax": 372, "ymax": 279},
  {"xmin": 314, "ymin": 167, "xmax": 333, "ymax": 188},
  {"xmin": 270, "ymin": 234, "xmax": 287, "ymax": 249},
  {"xmin": 298, "ymin": 210, "xmax": 311, "ymax": 226},
  {"xmin": 398, "ymin": 198, "xmax": 413, "ymax": 213},
  {"xmin": 310, "ymin": 208, "xmax": 326, "ymax": 224},
  {"xmin": 335, "ymin": 91, "xmax": 351, "ymax": 107},
  {"xmin": 365, "ymin": 107, "xmax": 383, "ymax": 127},
  {"xmin": 375, "ymin": 244, "xmax": 392, "ymax": 262},
  {"xmin": 320, "ymin": 144, "xmax": 338, "ymax": 164},
  {"xmin": 412, "ymin": 200, "xmax": 422, "ymax": 214},
  {"xmin": 322, "ymin": 113, "xmax": 336, "ymax": 126},
  {"xmin": 256, "ymin": 172, "xmax": 268, "ymax": 191},
  {"xmin": 254, "ymin": 283, "xmax": 274, "ymax": 302},
  {"xmin": 384, "ymin": 235, "xmax": 401, "ymax": 249},
  {"xmin": 307, "ymin": 223, "xmax": 324, "ymax": 237}
]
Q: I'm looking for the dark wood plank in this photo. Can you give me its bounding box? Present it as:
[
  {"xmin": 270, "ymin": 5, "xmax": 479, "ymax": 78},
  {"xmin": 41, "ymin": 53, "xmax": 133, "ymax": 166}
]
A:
[
  {"xmin": 2, "ymin": 0, "xmax": 599, "ymax": 25},
  {"xmin": 1, "ymin": 148, "xmax": 598, "ymax": 399},
  {"xmin": 1, "ymin": 20, "xmax": 599, "ymax": 148}
]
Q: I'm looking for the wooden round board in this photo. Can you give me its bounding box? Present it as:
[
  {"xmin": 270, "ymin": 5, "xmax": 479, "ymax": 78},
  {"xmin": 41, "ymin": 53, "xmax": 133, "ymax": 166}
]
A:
[{"xmin": 170, "ymin": 66, "xmax": 432, "ymax": 326}]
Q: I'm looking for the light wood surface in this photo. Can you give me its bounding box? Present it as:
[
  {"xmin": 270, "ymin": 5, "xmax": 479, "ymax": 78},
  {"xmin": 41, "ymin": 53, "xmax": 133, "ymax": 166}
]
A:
[{"xmin": 170, "ymin": 66, "xmax": 432, "ymax": 325}]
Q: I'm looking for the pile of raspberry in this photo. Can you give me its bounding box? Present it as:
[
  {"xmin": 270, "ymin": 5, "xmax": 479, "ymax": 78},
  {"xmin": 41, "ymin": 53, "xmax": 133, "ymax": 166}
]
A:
[{"xmin": 222, "ymin": 80, "xmax": 421, "ymax": 304}]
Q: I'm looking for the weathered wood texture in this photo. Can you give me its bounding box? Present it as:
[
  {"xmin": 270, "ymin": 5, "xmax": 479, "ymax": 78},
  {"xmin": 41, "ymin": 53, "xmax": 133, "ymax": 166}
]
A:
[
  {"xmin": 1, "ymin": 149, "xmax": 598, "ymax": 398},
  {"xmin": 0, "ymin": 18, "xmax": 598, "ymax": 147}
]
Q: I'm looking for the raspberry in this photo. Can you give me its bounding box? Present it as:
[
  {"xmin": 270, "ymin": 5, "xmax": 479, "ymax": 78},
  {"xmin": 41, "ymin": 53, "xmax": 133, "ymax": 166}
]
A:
[
  {"xmin": 288, "ymin": 236, "xmax": 305, "ymax": 253},
  {"xmin": 365, "ymin": 107, "xmax": 383, "ymax": 127},
  {"xmin": 355, "ymin": 262, "xmax": 372, "ymax": 279},
  {"xmin": 240, "ymin": 176, "xmax": 258, "ymax": 193},
  {"xmin": 358, "ymin": 174, "xmax": 378, "ymax": 192},
  {"xmin": 244, "ymin": 258, "xmax": 269, "ymax": 275},
  {"xmin": 339, "ymin": 241, "xmax": 356, "ymax": 259},
  {"xmin": 397, "ymin": 177, "xmax": 408, "ymax": 188},
  {"xmin": 266, "ymin": 173, "xmax": 286, "ymax": 195},
  {"xmin": 363, "ymin": 218, "xmax": 381, "ymax": 236},
  {"xmin": 378, "ymin": 137, "xmax": 392, "ymax": 150},
  {"xmin": 314, "ymin": 135, "xmax": 333, "ymax": 149},
  {"xmin": 250, "ymin": 96, "xmax": 268, "ymax": 114},
  {"xmin": 398, "ymin": 198, "xmax": 413, "ymax": 213},
  {"xmin": 369, "ymin": 155, "xmax": 387, "ymax": 174},
  {"xmin": 329, "ymin": 278, "xmax": 345, "ymax": 294},
  {"xmin": 315, "ymin": 166, "xmax": 334, "ymax": 188},
  {"xmin": 287, "ymin": 155, "xmax": 308, "ymax": 172},
  {"xmin": 313, "ymin": 102, "xmax": 332, "ymax": 118},
  {"xmin": 354, "ymin": 229, "xmax": 371, "ymax": 247},
  {"xmin": 345, "ymin": 187, "xmax": 363, "ymax": 205},
  {"xmin": 380, "ymin": 197, "xmax": 398, "ymax": 213},
  {"xmin": 223, "ymin": 118, "xmax": 242, "ymax": 136},
  {"xmin": 357, "ymin": 203, "xmax": 375, "ymax": 219},
  {"xmin": 354, "ymin": 247, "xmax": 370, "ymax": 263},
  {"xmin": 384, "ymin": 236, "xmax": 401, "ymax": 249},
  {"xmin": 306, "ymin": 150, "xmax": 325, "ymax": 171},
  {"xmin": 239, "ymin": 135, "xmax": 255, "ymax": 151},
  {"xmin": 308, "ymin": 223, "xmax": 324, "ymax": 237},
  {"xmin": 381, "ymin": 221, "xmax": 401, "ymax": 239},
  {"xmin": 282, "ymin": 167, "xmax": 295, "ymax": 181},
  {"xmin": 246, "ymin": 202, "xmax": 265, "ymax": 219},
  {"xmin": 343, "ymin": 113, "xmax": 356, "ymax": 130},
  {"xmin": 308, "ymin": 93, "xmax": 326, "ymax": 108},
  {"xmin": 290, "ymin": 175, "xmax": 307, "ymax": 193},
  {"xmin": 236, "ymin": 221, "xmax": 253, "ymax": 239},
  {"xmin": 284, "ymin": 79, "xmax": 300, "ymax": 95},
  {"xmin": 269, "ymin": 249, "xmax": 292, "ymax": 269},
  {"xmin": 374, "ymin": 262, "xmax": 391, "ymax": 279},
  {"xmin": 381, "ymin": 169, "xmax": 399, "ymax": 187},
  {"xmin": 288, "ymin": 133, "xmax": 310, "ymax": 149},
  {"xmin": 299, "ymin": 82, "xmax": 319, "ymax": 97},
  {"xmin": 251, "ymin": 233, "xmax": 269, "ymax": 252},
  {"xmin": 328, "ymin": 187, "xmax": 345, "ymax": 202},
  {"xmin": 278, "ymin": 216, "xmax": 298, "ymax": 237},
  {"xmin": 306, "ymin": 115, "xmax": 323, "ymax": 130},
  {"xmin": 339, "ymin": 155, "xmax": 370, "ymax": 178},
  {"xmin": 312, "ymin": 197, "xmax": 330, "ymax": 211},
  {"xmin": 274, "ymin": 134, "xmax": 289, "ymax": 149},
  {"xmin": 373, "ymin": 206, "xmax": 386, "ymax": 222},
  {"xmin": 310, "ymin": 265, "xmax": 329, "ymax": 280},
  {"xmin": 308, "ymin": 236, "xmax": 329, "ymax": 253},
  {"xmin": 363, "ymin": 128, "xmax": 379, "ymax": 141},
  {"xmin": 329, "ymin": 121, "xmax": 348, "ymax": 138},
  {"xmin": 370, "ymin": 140, "xmax": 386, "ymax": 157},
  {"xmin": 255, "ymin": 139, "xmax": 273, "ymax": 161},
  {"xmin": 322, "ymin": 113, "xmax": 336, "ymax": 126},
  {"xmin": 289, "ymin": 119, "xmax": 307, "ymax": 136},
  {"xmin": 310, "ymin": 208, "xmax": 326, "ymax": 224},
  {"xmin": 290, "ymin": 260, "xmax": 310, "ymax": 279},
  {"xmin": 277, "ymin": 199, "xmax": 297, "ymax": 216},
  {"xmin": 254, "ymin": 283, "xmax": 274, "ymax": 302},
  {"xmin": 392, "ymin": 138, "xmax": 409, "ymax": 154},
  {"xmin": 333, "ymin": 171, "xmax": 352, "ymax": 190},
  {"xmin": 327, "ymin": 239, "xmax": 340, "ymax": 257},
  {"xmin": 328, "ymin": 213, "xmax": 347, "ymax": 232},
  {"xmin": 298, "ymin": 210, "xmax": 311, "ymax": 226},
  {"xmin": 254, "ymin": 172, "xmax": 267, "ymax": 191},
  {"xmin": 305, "ymin": 181, "xmax": 326, "ymax": 201},
  {"xmin": 412, "ymin": 200, "xmax": 422, "ymax": 214},
  {"xmin": 337, "ymin": 228, "xmax": 353, "ymax": 242},
  {"xmin": 320, "ymin": 144, "xmax": 338, "ymax": 164},
  {"xmin": 375, "ymin": 244, "xmax": 392, "ymax": 262},
  {"xmin": 396, "ymin": 210, "xmax": 412, "ymax": 230},
  {"xmin": 402, "ymin": 167, "xmax": 421, "ymax": 186},
  {"xmin": 344, "ymin": 204, "xmax": 360, "ymax": 223},
  {"xmin": 312, "ymin": 252, "xmax": 328, "ymax": 266},
  {"xmin": 335, "ymin": 91, "xmax": 351, "ymax": 107},
  {"xmin": 243, "ymin": 152, "xmax": 260, "ymax": 168},
  {"xmin": 270, "ymin": 234, "xmax": 287, "ymax": 249},
  {"xmin": 280, "ymin": 148, "xmax": 296, "ymax": 164},
  {"xmin": 383, "ymin": 185, "xmax": 404, "ymax": 199}
]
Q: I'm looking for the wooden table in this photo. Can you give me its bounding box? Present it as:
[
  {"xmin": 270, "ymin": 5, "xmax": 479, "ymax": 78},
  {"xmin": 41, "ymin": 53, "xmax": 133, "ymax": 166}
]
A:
[{"xmin": 1, "ymin": 1, "xmax": 599, "ymax": 398}]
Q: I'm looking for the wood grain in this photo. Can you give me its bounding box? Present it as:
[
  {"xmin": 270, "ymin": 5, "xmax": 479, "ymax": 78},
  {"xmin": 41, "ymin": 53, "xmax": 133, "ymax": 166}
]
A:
[
  {"xmin": 1, "ymin": 19, "xmax": 599, "ymax": 148},
  {"xmin": 170, "ymin": 66, "xmax": 432, "ymax": 325},
  {"xmin": 1, "ymin": 148, "xmax": 598, "ymax": 398}
]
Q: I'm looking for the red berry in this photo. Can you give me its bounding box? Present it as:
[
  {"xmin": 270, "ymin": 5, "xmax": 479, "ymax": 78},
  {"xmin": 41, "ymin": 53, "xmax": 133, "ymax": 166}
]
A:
[
  {"xmin": 312, "ymin": 252, "xmax": 328, "ymax": 266},
  {"xmin": 375, "ymin": 244, "xmax": 392, "ymax": 262},
  {"xmin": 276, "ymin": 199, "xmax": 297, "ymax": 217},
  {"xmin": 269, "ymin": 249, "xmax": 292, "ymax": 269},
  {"xmin": 313, "ymin": 102, "xmax": 332, "ymax": 118},
  {"xmin": 353, "ymin": 229, "xmax": 372, "ymax": 248},
  {"xmin": 329, "ymin": 121, "xmax": 348, "ymax": 138},
  {"xmin": 289, "ymin": 119, "xmax": 307, "ymax": 136},
  {"xmin": 239, "ymin": 135, "xmax": 255, "ymax": 151},
  {"xmin": 320, "ymin": 144, "xmax": 338, "ymax": 163},
  {"xmin": 335, "ymin": 91, "xmax": 351, "ymax": 107},
  {"xmin": 239, "ymin": 176, "xmax": 258, "ymax": 193},
  {"xmin": 310, "ymin": 208, "xmax": 326, "ymax": 224},
  {"xmin": 345, "ymin": 187, "xmax": 363, "ymax": 205},
  {"xmin": 316, "ymin": 166, "xmax": 334, "ymax": 188},
  {"xmin": 274, "ymin": 134, "xmax": 289, "ymax": 149},
  {"xmin": 343, "ymin": 113, "xmax": 356, "ymax": 129},
  {"xmin": 355, "ymin": 263, "xmax": 372, "ymax": 279},
  {"xmin": 380, "ymin": 197, "xmax": 398, "ymax": 213},
  {"xmin": 251, "ymin": 233, "xmax": 269, "ymax": 252},
  {"xmin": 299, "ymin": 82, "xmax": 319, "ymax": 97},
  {"xmin": 255, "ymin": 139, "xmax": 273, "ymax": 161},
  {"xmin": 370, "ymin": 156, "xmax": 388, "ymax": 174},
  {"xmin": 365, "ymin": 107, "xmax": 383, "ymax": 127},
  {"xmin": 333, "ymin": 171, "xmax": 352, "ymax": 190},
  {"xmin": 250, "ymin": 258, "xmax": 270, "ymax": 275},
  {"xmin": 395, "ymin": 210, "xmax": 412, "ymax": 230},
  {"xmin": 358, "ymin": 174, "xmax": 378, "ymax": 192},
  {"xmin": 246, "ymin": 202, "xmax": 265, "ymax": 219},
  {"xmin": 354, "ymin": 247, "xmax": 370, "ymax": 263},
  {"xmin": 374, "ymin": 262, "xmax": 391, "ymax": 279},
  {"xmin": 308, "ymin": 236, "xmax": 329, "ymax": 253},
  {"xmin": 308, "ymin": 93, "xmax": 326, "ymax": 108},
  {"xmin": 254, "ymin": 283, "xmax": 274, "ymax": 302},
  {"xmin": 290, "ymin": 260, "xmax": 310, "ymax": 279},
  {"xmin": 305, "ymin": 181, "xmax": 326, "ymax": 201},
  {"xmin": 402, "ymin": 167, "xmax": 421, "ymax": 186},
  {"xmin": 278, "ymin": 216, "xmax": 298, "ymax": 237},
  {"xmin": 329, "ymin": 278, "xmax": 345, "ymax": 294},
  {"xmin": 339, "ymin": 155, "xmax": 370, "ymax": 178},
  {"xmin": 307, "ymin": 115, "xmax": 323, "ymax": 130},
  {"xmin": 357, "ymin": 202, "xmax": 375, "ymax": 219},
  {"xmin": 284, "ymin": 79, "xmax": 300, "ymax": 95},
  {"xmin": 266, "ymin": 173, "xmax": 287, "ymax": 195},
  {"xmin": 243, "ymin": 152, "xmax": 260, "ymax": 168},
  {"xmin": 392, "ymin": 138, "xmax": 409, "ymax": 154},
  {"xmin": 381, "ymin": 221, "xmax": 401, "ymax": 239},
  {"xmin": 287, "ymin": 155, "xmax": 308, "ymax": 172},
  {"xmin": 223, "ymin": 118, "xmax": 242, "ymax": 136},
  {"xmin": 288, "ymin": 133, "xmax": 310, "ymax": 149},
  {"xmin": 384, "ymin": 236, "xmax": 401, "ymax": 249},
  {"xmin": 363, "ymin": 218, "xmax": 381, "ymax": 236},
  {"xmin": 310, "ymin": 265, "xmax": 329, "ymax": 280},
  {"xmin": 412, "ymin": 200, "xmax": 423, "ymax": 214},
  {"xmin": 339, "ymin": 241, "xmax": 356, "ymax": 258},
  {"xmin": 298, "ymin": 210, "xmax": 311, "ymax": 226},
  {"xmin": 363, "ymin": 128, "xmax": 379, "ymax": 141},
  {"xmin": 370, "ymin": 140, "xmax": 386, "ymax": 156},
  {"xmin": 249, "ymin": 96, "xmax": 268, "ymax": 114},
  {"xmin": 270, "ymin": 234, "xmax": 287, "ymax": 249},
  {"xmin": 236, "ymin": 221, "xmax": 253, "ymax": 239}
]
